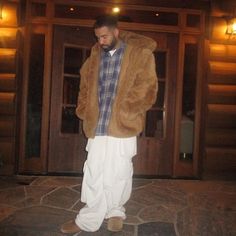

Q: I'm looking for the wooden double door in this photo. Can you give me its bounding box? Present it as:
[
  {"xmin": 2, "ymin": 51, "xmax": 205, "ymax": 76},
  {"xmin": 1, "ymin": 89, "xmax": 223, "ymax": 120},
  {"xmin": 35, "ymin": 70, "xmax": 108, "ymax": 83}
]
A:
[{"xmin": 48, "ymin": 25, "xmax": 178, "ymax": 176}]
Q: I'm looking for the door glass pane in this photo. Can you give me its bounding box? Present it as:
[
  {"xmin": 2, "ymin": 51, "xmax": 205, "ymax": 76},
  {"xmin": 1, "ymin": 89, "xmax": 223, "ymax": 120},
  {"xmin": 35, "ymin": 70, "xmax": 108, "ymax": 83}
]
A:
[
  {"xmin": 121, "ymin": 10, "xmax": 178, "ymax": 25},
  {"xmin": 145, "ymin": 110, "xmax": 163, "ymax": 138},
  {"xmin": 179, "ymin": 43, "xmax": 198, "ymax": 161},
  {"xmin": 145, "ymin": 51, "xmax": 167, "ymax": 138},
  {"xmin": 54, "ymin": 4, "xmax": 103, "ymax": 19},
  {"xmin": 31, "ymin": 3, "xmax": 46, "ymax": 17},
  {"xmin": 155, "ymin": 51, "xmax": 166, "ymax": 79},
  {"xmin": 61, "ymin": 47, "xmax": 89, "ymax": 134},
  {"xmin": 154, "ymin": 81, "xmax": 165, "ymax": 108},
  {"xmin": 61, "ymin": 107, "xmax": 80, "ymax": 133},
  {"xmin": 63, "ymin": 76, "xmax": 80, "ymax": 104},
  {"xmin": 25, "ymin": 34, "xmax": 44, "ymax": 159},
  {"xmin": 64, "ymin": 47, "xmax": 83, "ymax": 74}
]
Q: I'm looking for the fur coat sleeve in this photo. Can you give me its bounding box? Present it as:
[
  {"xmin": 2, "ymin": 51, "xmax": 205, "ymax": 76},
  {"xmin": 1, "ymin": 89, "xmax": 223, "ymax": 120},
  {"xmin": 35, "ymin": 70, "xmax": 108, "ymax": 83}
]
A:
[
  {"xmin": 75, "ymin": 58, "xmax": 90, "ymax": 120},
  {"xmin": 120, "ymin": 50, "xmax": 157, "ymax": 120}
]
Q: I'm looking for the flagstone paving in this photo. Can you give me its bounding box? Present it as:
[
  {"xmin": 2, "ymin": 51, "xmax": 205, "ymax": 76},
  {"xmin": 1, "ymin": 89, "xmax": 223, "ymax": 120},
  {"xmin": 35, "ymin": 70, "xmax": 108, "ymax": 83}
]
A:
[{"xmin": 0, "ymin": 176, "xmax": 235, "ymax": 236}]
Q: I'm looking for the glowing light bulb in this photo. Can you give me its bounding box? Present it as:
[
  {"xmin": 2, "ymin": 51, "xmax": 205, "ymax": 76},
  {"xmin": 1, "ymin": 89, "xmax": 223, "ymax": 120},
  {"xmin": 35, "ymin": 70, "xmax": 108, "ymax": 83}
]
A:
[
  {"xmin": 112, "ymin": 7, "xmax": 120, "ymax": 14},
  {"xmin": 233, "ymin": 21, "xmax": 236, "ymax": 33}
]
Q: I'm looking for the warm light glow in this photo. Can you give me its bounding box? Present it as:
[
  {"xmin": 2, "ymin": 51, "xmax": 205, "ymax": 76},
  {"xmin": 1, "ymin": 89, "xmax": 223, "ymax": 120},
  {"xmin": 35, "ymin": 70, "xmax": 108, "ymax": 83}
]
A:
[
  {"xmin": 210, "ymin": 44, "xmax": 226, "ymax": 57},
  {"xmin": 0, "ymin": 28, "xmax": 17, "ymax": 37},
  {"xmin": 0, "ymin": 4, "xmax": 17, "ymax": 26},
  {"xmin": 211, "ymin": 44, "xmax": 225, "ymax": 52},
  {"xmin": 155, "ymin": 13, "xmax": 159, "ymax": 17},
  {"xmin": 233, "ymin": 21, "xmax": 236, "ymax": 32},
  {"xmin": 0, "ymin": 7, "xmax": 10, "ymax": 22},
  {"xmin": 112, "ymin": 7, "xmax": 120, "ymax": 14},
  {"xmin": 226, "ymin": 18, "xmax": 236, "ymax": 35},
  {"xmin": 0, "ymin": 3, "xmax": 2, "ymax": 19},
  {"xmin": 70, "ymin": 7, "xmax": 74, "ymax": 11},
  {"xmin": 2, "ymin": 11, "xmax": 10, "ymax": 21},
  {"xmin": 0, "ymin": 5, "xmax": 6, "ymax": 20},
  {"xmin": 0, "ymin": 48, "xmax": 16, "ymax": 57}
]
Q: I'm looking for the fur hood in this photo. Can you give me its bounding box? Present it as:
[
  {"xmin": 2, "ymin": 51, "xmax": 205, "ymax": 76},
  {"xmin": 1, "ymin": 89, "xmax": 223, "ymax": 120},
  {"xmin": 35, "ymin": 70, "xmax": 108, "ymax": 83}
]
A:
[
  {"xmin": 118, "ymin": 30, "xmax": 157, "ymax": 52},
  {"xmin": 92, "ymin": 30, "xmax": 157, "ymax": 53}
]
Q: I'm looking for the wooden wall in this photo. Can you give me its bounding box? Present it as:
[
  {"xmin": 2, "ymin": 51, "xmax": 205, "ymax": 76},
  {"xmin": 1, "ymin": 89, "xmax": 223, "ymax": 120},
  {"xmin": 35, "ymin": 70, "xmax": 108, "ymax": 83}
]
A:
[
  {"xmin": 203, "ymin": 0, "xmax": 236, "ymax": 179},
  {"xmin": 0, "ymin": 1, "xmax": 20, "ymax": 175}
]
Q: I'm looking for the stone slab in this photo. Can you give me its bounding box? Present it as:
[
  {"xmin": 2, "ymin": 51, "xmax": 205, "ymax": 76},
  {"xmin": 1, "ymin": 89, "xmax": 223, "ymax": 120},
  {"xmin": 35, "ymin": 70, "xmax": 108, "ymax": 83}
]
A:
[{"xmin": 138, "ymin": 222, "xmax": 176, "ymax": 236}]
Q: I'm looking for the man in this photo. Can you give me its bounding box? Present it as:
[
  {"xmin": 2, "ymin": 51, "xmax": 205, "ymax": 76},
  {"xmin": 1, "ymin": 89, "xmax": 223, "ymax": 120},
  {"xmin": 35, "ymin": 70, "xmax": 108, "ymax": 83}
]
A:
[{"xmin": 61, "ymin": 14, "xmax": 157, "ymax": 234}]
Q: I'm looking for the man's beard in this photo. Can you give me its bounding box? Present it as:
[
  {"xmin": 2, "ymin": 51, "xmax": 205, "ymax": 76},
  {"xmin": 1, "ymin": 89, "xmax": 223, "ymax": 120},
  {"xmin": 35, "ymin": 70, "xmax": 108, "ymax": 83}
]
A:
[{"xmin": 102, "ymin": 38, "xmax": 117, "ymax": 52}]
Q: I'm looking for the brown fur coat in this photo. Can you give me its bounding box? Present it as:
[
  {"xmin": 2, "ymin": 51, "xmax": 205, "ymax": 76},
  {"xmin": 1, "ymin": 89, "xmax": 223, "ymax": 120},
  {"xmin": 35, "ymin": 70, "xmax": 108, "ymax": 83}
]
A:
[{"xmin": 76, "ymin": 30, "xmax": 158, "ymax": 138}]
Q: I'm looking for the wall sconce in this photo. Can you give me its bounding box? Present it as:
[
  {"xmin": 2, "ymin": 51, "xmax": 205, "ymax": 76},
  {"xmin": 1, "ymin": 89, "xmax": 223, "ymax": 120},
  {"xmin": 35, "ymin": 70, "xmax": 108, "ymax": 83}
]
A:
[{"xmin": 226, "ymin": 17, "xmax": 236, "ymax": 35}]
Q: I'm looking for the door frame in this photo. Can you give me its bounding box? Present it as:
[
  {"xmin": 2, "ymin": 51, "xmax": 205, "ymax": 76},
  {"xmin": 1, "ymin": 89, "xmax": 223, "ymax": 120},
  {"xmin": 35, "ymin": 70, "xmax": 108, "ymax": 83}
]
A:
[
  {"xmin": 18, "ymin": 23, "xmax": 52, "ymax": 174},
  {"xmin": 48, "ymin": 25, "xmax": 93, "ymax": 174},
  {"xmin": 18, "ymin": 0, "xmax": 205, "ymax": 177}
]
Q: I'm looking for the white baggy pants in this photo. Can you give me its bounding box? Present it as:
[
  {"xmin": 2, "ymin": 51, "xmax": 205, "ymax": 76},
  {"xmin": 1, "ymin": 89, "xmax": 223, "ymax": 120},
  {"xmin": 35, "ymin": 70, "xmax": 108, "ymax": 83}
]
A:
[{"xmin": 75, "ymin": 136, "xmax": 137, "ymax": 232}]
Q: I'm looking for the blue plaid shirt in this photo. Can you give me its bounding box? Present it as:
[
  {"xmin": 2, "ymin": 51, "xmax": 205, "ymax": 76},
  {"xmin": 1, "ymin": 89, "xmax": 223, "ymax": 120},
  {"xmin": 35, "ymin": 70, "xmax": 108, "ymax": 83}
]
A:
[{"xmin": 96, "ymin": 42, "xmax": 126, "ymax": 135}]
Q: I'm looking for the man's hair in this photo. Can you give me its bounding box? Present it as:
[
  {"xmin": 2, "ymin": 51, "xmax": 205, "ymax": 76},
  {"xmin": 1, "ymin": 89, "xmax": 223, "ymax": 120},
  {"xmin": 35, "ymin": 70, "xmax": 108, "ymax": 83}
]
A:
[{"xmin": 93, "ymin": 15, "xmax": 118, "ymax": 29}]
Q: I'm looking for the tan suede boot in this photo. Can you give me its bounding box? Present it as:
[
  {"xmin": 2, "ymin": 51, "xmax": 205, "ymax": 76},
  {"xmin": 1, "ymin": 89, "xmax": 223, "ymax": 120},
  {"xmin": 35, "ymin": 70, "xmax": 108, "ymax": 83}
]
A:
[
  {"xmin": 107, "ymin": 217, "xmax": 123, "ymax": 232},
  {"xmin": 60, "ymin": 220, "xmax": 81, "ymax": 234}
]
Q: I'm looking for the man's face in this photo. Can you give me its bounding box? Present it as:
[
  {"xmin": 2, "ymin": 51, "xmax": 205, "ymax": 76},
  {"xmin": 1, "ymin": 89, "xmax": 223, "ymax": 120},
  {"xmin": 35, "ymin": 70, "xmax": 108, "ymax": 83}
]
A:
[{"xmin": 94, "ymin": 26, "xmax": 119, "ymax": 52}]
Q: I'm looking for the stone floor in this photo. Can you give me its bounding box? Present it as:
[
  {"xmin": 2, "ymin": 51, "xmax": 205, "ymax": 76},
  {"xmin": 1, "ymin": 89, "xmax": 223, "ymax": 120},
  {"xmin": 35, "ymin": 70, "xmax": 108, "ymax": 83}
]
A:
[{"xmin": 0, "ymin": 176, "xmax": 235, "ymax": 236}]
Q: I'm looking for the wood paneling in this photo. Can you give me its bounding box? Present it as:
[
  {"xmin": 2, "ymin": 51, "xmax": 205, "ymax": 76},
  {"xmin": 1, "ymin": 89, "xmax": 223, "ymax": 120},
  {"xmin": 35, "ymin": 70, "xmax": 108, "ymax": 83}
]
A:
[
  {"xmin": 208, "ymin": 85, "xmax": 236, "ymax": 104},
  {"xmin": 206, "ymin": 128, "xmax": 236, "ymax": 147},
  {"xmin": 209, "ymin": 44, "xmax": 236, "ymax": 61},
  {"xmin": 0, "ymin": 28, "xmax": 17, "ymax": 49},
  {"xmin": 133, "ymin": 139, "xmax": 162, "ymax": 175},
  {"xmin": 0, "ymin": 93, "xmax": 16, "ymax": 114},
  {"xmin": 0, "ymin": 117, "xmax": 15, "ymax": 137},
  {"xmin": 204, "ymin": 7, "xmax": 236, "ymax": 179},
  {"xmin": 205, "ymin": 147, "xmax": 236, "ymax": 171},
  {"xmin": 0, "ymin": 49, "xmax": 16, "ymax": 73},
  {"xmin": 0, "ymin": 74, "xmax": 16, "ymax": 92},
  {"xmin": 208, "ymin": 61, "xmax": 236, "ymax": 77},
  {"xmin": 0, "ymin": 2, "xmax": 19, "ymax": 175},
  {"xmin": 0, "ymin": 138, "xmax": 15, "ymax": 175},
  {"xmin": 207, "ymin": 104, "xmax": 236, "ymax": 128},
  {"xmin": 208, "ymin": 61, "xmax": 236, "ymax": 84}
]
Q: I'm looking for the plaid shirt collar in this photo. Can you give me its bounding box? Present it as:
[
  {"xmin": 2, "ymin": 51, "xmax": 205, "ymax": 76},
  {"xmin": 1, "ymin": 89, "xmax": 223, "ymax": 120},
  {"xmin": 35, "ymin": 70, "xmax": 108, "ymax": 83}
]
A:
[{"xmin": 101, "ymin": 40, "xmax": 124, "ymax": 57}]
